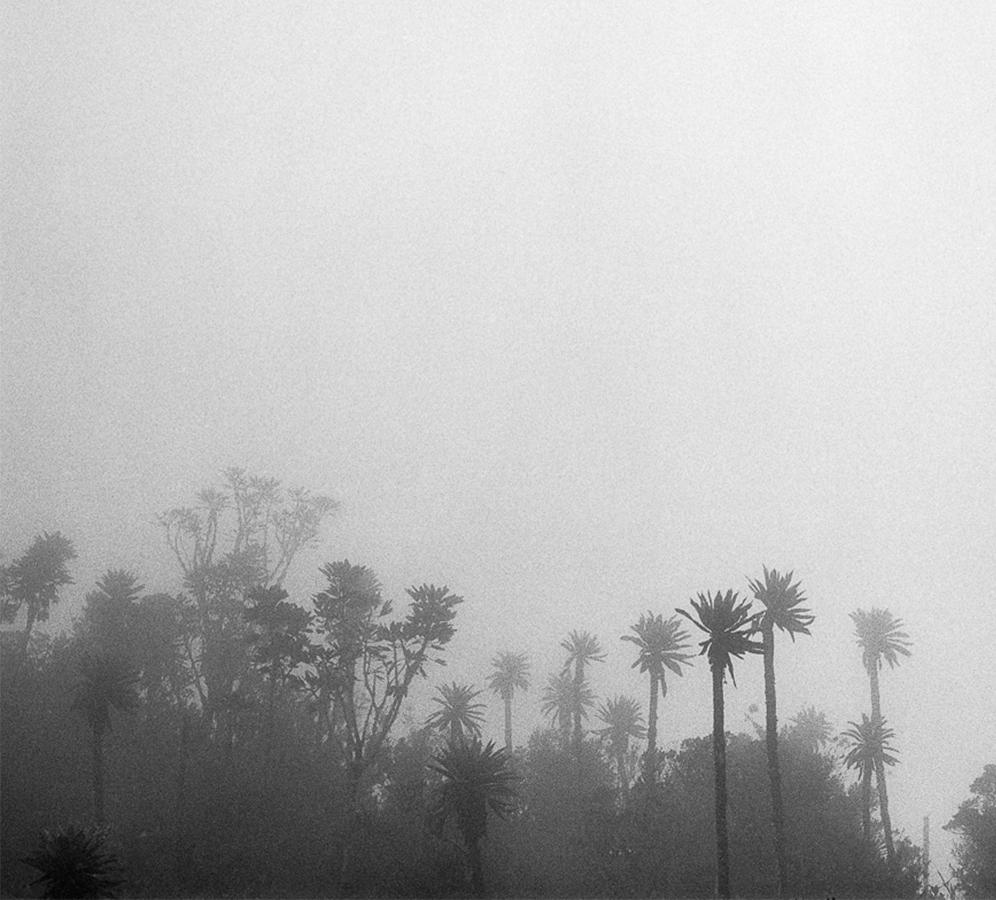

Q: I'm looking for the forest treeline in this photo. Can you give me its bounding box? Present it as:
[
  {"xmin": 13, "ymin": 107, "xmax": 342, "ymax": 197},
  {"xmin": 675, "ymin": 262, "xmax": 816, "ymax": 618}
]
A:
[{"xmin": 1, "ymin": 469, "xmax": 993, "ymax": 898}]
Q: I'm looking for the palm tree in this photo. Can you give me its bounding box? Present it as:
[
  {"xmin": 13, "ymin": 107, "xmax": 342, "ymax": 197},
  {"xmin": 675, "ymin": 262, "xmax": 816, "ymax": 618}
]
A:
[
  {"xmin": 71, "ymin": 652, "xmax": 140, "ymax": 825},
  {"xmin": 786, "ymin": 705, "xmax": 832, "ymax": 753},
  {"xmin": 428, "ymin": 738, "xmax": 519, "ymax": 896},
  {"xmin": 540, "ymin": 671, "xmax": 595, "ymax": 742},
  {"xmin": 850, "ymin": 607, "xmax": 911, "ymax": 865},
  {"xmin": 561, "ymin": 630, "xmax": 605, "ymax": 751},
  {"xmin": 621, "ymin": 611, "xmax": 692, "ymax": 783},
  {"xmin": 677, "ymin": 590, "xmax": 763, "ymax": 900},
  {"xmin": 594, "ymin": 695, "xmax": 646, "ymax": 796},
  {"xmin": 426, "ymin": 682, "xmax": 486, "ymax": 743},
  {"xmin": 748, "ymin": 565, "xmax": 814, "ymax": 898},
  {"xmin": 2, "ymin": 532, "xmax": 76, "ymax": 665},
  {"xmin": 842, "ymin": 714, "xmax": 899, "ymax": 846},
  {"xmin": 487, "ymin": 651, "xmax": 530, "ymax": 753},
  {"xmin": 23, "ymin": 824, "xmax": 122, "ymax": 898}
]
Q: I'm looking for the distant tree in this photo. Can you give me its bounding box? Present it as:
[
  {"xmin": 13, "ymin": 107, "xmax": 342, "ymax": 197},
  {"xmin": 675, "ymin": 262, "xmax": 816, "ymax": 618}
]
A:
[
  {"xmin": 1, "ymin": 532, "xmax": 76, "ymax": 665},
  {"xmin": 594, "ymin": 695, "xmax": 646, "ymax": 797},
  {"xmin": 785, "ymin": 705, "xmax": 833, "ymax": 753},
  {"xmin": 945, "ymin": 764, "xmax": 996, "ymax": 898},
  {"xmin": 541, "ymin": 671, "xmax": 595, "ymax": 743},
  {"xmin": 244, "ymin": 585, "xmax": 312, "ymax": 783},
  {"xmin": 487, "ymin": 651, "xmax": 530, "ymax": 753},
  {"xmin": 23, "ymin": 824, "xmax": 122, "ymax": 899},
  {"xmin": 158, "ymin": 469, "xmax": 337, "ymax": 727},
  {"xmin": 748, "ymin": 565, "xmax": 814, "ymax": 897},
  {"xmin": 851, "ymin": 607, "xmax": 911, "ymax": 865},
  {"xmin": 561, "ymin": 631, "xmax": 606, "ymax": 752},
  {"xmin": 71, "ymin": 652, "xmax": 140, "ymax": 825},
  {"xmin": 426, "ymin": 682, "xmax": 486, "ymax": 743},
  {"xmin": 842, "ymin": 714, "xmax": 899, "ymax": 845},
  {"xmin": 677, "ymin": 590, "xmax": 763, "ymax": 900},
  {"xmin": 77, "ymin": 570, "xmax": 144, "ymax": 660},
  {"xmin": 309, "ymin": 561, "xmax": 464, "ymax": 888},
  {"xmin": 429, "ymin": 738, "xmax": 519, "ymax": 896},
  {"xmin": 621, "ymin": 612, "xmax": 692, "ymax": 784}
]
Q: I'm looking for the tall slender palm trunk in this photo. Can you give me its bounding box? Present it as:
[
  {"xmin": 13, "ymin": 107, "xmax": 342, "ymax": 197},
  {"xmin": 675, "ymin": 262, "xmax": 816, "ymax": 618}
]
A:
[
  {"xmin": 503, "ymin": 693, "xmax": 513, "ymax": 754},
  {"xmin": 645, "ymin": 672, "xmax": 659, "ymax": 783},
  {"xmin": 860, "ymin": 767, "xmax": 872, "ymax": 843},
  {"xmin": 867, "ymin": 665, "xmax": 896, "ymax": 864},
  {"xmin": 762, "ymin": 623, "xmax": 788, "ymax": 897},
  {"xmin": 92, "ymin": 727, "xmax": 106, "ymax": 826},
  {"xmin": 468, "ymin": 836, "xmax": 485, "ymax": 897},
  {"xmin": 572, "ymin": 664, "xmax": 584, "ymax": 752},
  {"xmin": 711, "ymin": 663, "xmax": 730, "ymax": 900}
]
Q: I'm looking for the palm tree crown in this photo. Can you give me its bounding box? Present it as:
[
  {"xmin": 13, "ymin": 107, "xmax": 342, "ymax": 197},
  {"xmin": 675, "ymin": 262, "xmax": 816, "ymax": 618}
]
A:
[
  {"xmin": 425, "ymin": 682, "xmax": 486, "ymax": 741},
  {"xmin": 786, "ymin": 706, "xmax": 833, "ymax": 752},
  {"xmin": 560, "ymin": 630, "xmax": 605, "ymax": 674},
  {"xmin": 677, "ymin": 590, "xmax": 763, "ymax": 682},
  {"xmin": 72, "ymin": 652, "xmax": 141, "ymax": 736},
  {"xmin": 621, "ymin": 612, "xmax": 692, "ymax": 693},
  {"xmin": 428, "ymin": 738, "xmax": 520, "ymax": 841},
  {"xmin": 487, "ymin": 650, "xmax": 530, "ymax": 700},
  {"xmin": 540, "ymin": 671, "xmax": 594, "ymax": 735},
  {"xmin": 850, "ymin": 608, "xmax": 912, "ymax": 673},
  {"xmin": 748, "ymin": 566, "xmax": 813, "ymax": 639},
  {"xmin": 595, "ymin": 695, "xmax": 647, "ymax": 746},
  {"xmin": 842, "ymin": 714, "xmax": 900, "ymax": 775}
]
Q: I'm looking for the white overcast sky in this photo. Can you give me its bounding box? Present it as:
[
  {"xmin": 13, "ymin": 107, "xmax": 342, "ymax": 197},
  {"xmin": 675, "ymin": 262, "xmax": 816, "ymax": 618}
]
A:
[{"xmin": 3, "ymin": 1, "xmax": 994, "ymax": 876}]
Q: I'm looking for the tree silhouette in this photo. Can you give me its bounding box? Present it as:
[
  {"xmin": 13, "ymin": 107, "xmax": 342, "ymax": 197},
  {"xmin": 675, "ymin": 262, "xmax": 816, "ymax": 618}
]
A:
[
  {"xmin": 621, "ymin": 611, "xmax": 692, "ymax": 784},
  {"xmin": 428, "ymin": 738, "xmax": 519, "ymax": 896},
  {"xmin": 677, "ymin": 590, "xmax": 763, "ymax": 900},
  {"xmin": 426, "ymin": 682, "xmax": 486, "ymax": 743},
  {"xmin": 747, "ymin": 565, "xmax": 813, "ymax": 897},
  {"xmin": 851, "ymin": 607, "xmax": 911, "ymax": 865},
  {"xmin": 71, "ymin": 652, "xmax": 140, "ymax": 825},
  {"xmin": 486, "ymin": 650, "xmax": 530, "ymax": 753},
  {"xmin": 594, "ymin": 694, "xmax": 646, "ymax": 796},
  {"xmin": 560, "ymin": 631, "xmax": 605, "ymax": 752},
  {"xmin": 541, "ymin": 671, "xmax": 594, "ymax": 743},
  {"xmin": 1, "ymin": 532, "xmax": 76, "ymax": 666},
  {"xmin": 842, "ymin": 714, "xmax": 899, "ymax": 847}
]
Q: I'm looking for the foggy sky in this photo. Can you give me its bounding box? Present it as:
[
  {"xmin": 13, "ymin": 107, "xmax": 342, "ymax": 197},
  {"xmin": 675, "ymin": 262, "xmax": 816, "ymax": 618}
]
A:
[{"xmin": 3, "ymin": 1, "xmax": 994, "ymax": 877}]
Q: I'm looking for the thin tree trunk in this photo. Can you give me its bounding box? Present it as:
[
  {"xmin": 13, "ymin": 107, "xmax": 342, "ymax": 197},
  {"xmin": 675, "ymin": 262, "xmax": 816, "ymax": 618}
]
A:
[
  {"xmin": 875, "ymin": 755, "xmax": 896, "ymax": 864},
  {"xmin": 763, "ymin": 623, "xmax": 788, "ymax": 898},
  {"xmin": 468, "ymin": 836, "xmax": 485, "ymax": 897},
  {"xmin": 860, "ymin": 767, "xmax": 872, "ymax": 843},
  {"xmin": 504, "ymin": 693, "xmax": 513, "ymax": 754},
  {"xmin": 573, "ymin": 663, "xmax": 584, "ymax": 753},
  {"xmin": 867, "ymin": 663, "xmax": 895, "ymax": 864},
  {"xmin": 173, "ymin": 711, "xmax": 190, "ymax": 880},
  {"xmin": 92, "ymin": 727, "xmax": 106, "ymax": 826},
  {"xmin": 339, "ymin": 759, "xmax": 364, "ymax": 891},
  {"xmin": 645, "ymin": 671, "xmax": 658, "ymax": 784},
  {"xmin": 712, "ymin": 663, "xmax": 730, "ymax": 900},
  {"xmin": 16, "ymin": 607, "xmax": 37, "ymax": 677}
]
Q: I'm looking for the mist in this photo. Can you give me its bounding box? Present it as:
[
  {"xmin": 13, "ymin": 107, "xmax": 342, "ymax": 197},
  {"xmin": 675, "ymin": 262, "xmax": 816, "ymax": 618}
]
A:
[{"xmin": 2, "ymin": 3, "xmax": 994, "ymax": 898}]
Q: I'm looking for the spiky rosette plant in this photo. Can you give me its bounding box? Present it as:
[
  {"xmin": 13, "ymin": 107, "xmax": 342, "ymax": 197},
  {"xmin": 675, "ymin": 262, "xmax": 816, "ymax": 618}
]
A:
[
  {"xmin": 23, "ymin": 824, "xmax": 122, "ymax": 899},
  {"xmin": 428, "ymin": 738, "xmax": 520, "ymax": 896},
  {"xmin": 425, "ymin": 682, "xmax": 486, "ymax": 743}
]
